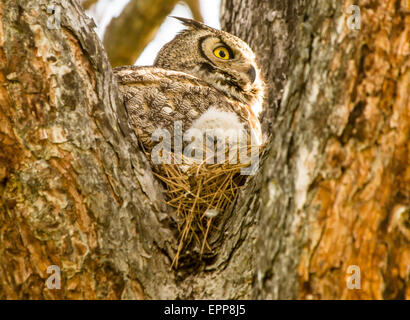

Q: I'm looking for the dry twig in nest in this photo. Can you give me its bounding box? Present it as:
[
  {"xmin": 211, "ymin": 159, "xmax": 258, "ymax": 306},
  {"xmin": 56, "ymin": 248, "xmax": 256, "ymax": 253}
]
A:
[{"xmin": 150, "ymin": 143, "xmax": 259, "ymax": 269}]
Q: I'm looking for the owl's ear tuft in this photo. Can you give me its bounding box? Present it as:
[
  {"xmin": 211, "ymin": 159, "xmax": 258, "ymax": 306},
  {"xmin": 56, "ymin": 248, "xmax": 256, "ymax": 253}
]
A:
[{"xmin": 172, "ymin": 16, "xmax": 209, "ymax": 31}]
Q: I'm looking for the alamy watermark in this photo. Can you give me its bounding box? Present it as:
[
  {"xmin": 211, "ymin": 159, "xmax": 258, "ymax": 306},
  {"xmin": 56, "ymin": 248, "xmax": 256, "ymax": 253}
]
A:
[
  {"xmin": 46, "ymin": 265, "xmax": 61, "ymax": 290},
  {"xmin": 150, "ymin": 121, "xmax": 260, "ymax": 175},
  {"xmin": 47, "ymin": 5, "xmax": 61, "ymax": 30},
  {"xmin": 346, "ymin": 265, "xmax": 361, "ymax": 290},
  {"xmin": 346, "ymin": 5, "xmax": 361, "ymax": 30}
]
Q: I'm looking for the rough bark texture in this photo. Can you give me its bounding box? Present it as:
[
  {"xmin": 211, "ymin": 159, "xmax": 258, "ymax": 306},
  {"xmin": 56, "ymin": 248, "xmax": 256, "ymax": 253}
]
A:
[
  {"xmin": 222, "ymin": 0, "xmax": 305, "ymax": 300},
  {"xmin": 0, "ymin": 0, "xmax": 171, "ymax": 299},
  {"xmin": 0, "ymin": 0, "xmax": 408, "ymax": 300},
  {"xmin": 0, "ymin": 0, "xmax": 271, "ymax": 299},
  {"xmin": 223, "ymin": 0, "xmax": 409, "ymax": 299}
]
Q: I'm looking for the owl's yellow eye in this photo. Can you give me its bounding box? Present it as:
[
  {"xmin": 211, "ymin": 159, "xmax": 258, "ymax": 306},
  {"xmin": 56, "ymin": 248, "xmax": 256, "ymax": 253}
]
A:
[{"xmin": 213, "ymin": 47, "xmax": 230, "ymax": 60}]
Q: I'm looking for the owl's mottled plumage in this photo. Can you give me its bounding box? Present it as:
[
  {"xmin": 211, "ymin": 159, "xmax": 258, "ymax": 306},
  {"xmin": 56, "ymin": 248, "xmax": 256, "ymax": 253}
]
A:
[{"xmin": 114, "ymin": 17, "xmax": 265, "ymax": 151}]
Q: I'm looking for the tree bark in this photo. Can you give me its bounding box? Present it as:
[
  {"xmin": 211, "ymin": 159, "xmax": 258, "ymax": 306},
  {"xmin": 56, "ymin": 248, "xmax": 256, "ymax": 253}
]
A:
[
  {"xmin": 0, "ymin": 0, "xmax": 172, "ymax": 299},
  {"xmin": 222, "ymin": 0, "xmax": 409, "ymax": 299},
  {"xmin": 0, "ymin": 0, "xmax": 263, "ymax": 300},
  {"xmin": 0, "ymin": 0, "xmax": 408, "ymax": 300}
]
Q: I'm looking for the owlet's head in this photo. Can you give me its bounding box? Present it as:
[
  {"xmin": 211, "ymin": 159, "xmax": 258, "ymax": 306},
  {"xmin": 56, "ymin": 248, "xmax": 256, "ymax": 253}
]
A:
[{"xmin": 154, "ymin": 17, "xmax": 264, "ymax": 116}]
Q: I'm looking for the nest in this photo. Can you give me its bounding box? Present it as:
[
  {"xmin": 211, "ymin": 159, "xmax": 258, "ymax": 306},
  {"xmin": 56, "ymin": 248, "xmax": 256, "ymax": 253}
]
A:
[{"xmin": 148, "ymin": 140, "xmax": 260, "ymax": 269}]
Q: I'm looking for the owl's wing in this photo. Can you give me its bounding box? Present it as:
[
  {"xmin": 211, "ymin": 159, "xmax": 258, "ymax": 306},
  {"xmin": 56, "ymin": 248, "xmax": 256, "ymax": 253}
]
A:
[{"xmin": 114, "ymin": 66, "xmax": 248, "ymax": 151}]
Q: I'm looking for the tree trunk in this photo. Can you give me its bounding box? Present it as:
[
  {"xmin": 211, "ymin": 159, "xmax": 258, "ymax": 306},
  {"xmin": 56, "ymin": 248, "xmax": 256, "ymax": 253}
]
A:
[
  {"xmin": 0, "ymin": 0, "xmax": 408, "ymax": 300},
  {"xmin": 0, "ymin": 0, "xmax": 171, "ymax": 299},
  {"xmin": 222, "ymin": 0, "xmax": 409, "ymax": 299}
]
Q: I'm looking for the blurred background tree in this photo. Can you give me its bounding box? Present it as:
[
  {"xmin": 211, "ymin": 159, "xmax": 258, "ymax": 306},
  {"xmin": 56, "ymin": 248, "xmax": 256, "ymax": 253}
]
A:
[{"xmin": 81, "ymin": 0, "xmax": 208, "ymax": 66}]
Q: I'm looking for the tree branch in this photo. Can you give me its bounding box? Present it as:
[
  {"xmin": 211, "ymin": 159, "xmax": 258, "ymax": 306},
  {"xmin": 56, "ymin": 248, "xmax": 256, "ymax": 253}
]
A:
[
  {"xmin": 81, "ymin": 0, "xmax": 98, "ymax": 10},
  {"xmin": 184, "ymin": 0, "xmax": 203, "ymax": 22},
  {"xmin": 103, "ymin": 0, "xmax": 179, "ymax": 67}
]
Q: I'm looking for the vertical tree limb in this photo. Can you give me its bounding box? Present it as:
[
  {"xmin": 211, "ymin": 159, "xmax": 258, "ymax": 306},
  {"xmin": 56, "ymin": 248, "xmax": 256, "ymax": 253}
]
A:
[{"xmin": 222, "ymin": 0, "xmax": 409, "ymax": 299}]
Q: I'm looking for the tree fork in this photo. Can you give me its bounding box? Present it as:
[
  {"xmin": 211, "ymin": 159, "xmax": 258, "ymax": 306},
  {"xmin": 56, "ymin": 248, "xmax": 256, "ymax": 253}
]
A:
[{"xmin": 0, "ymin": 0, "xmax": 408, "ymax": 300}]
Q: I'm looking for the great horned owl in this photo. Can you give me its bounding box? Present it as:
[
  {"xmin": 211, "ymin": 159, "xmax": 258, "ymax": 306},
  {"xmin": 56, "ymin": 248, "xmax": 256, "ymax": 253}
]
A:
[
  {"xmin": 114, "ymin": 17, "xmax": 265, "ymax": 153},
  {"xmin": 115, "ymin": 18, "xmax": 265, "ymax": 265}
]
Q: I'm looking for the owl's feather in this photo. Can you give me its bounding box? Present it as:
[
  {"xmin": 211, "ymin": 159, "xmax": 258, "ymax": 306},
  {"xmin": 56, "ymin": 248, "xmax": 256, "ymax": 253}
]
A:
[{"xmin": 114, "ymin": 66, "xmax": 255, "ymax": 150}]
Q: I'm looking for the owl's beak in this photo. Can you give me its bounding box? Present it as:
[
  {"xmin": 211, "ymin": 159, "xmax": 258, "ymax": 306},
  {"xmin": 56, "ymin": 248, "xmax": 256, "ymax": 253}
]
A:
[
  {"xmin": 247, "ymin": 65, "xmax": 256, "ymax": 84},
  {"xmin": 238, "ymin": 64, "xmax": 258, "ymax": 92}
]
